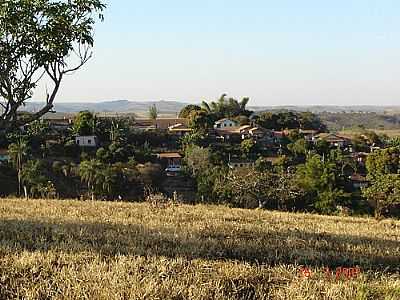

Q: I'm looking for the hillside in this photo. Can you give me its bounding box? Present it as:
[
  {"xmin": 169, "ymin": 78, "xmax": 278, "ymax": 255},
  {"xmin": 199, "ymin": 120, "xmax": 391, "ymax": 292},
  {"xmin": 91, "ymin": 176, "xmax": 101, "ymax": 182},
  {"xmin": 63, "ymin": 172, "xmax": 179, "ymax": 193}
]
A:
[
  {"xmin": 0, "ymin": 199, "xmax": 399, "ymax": 299},
  {"xmin": 23, "ymin": 100, "xmax": 189, "ymax": 115},
  {"xmin": 24, "ymin": 100, "xmax": 400, "ymax": 115}
]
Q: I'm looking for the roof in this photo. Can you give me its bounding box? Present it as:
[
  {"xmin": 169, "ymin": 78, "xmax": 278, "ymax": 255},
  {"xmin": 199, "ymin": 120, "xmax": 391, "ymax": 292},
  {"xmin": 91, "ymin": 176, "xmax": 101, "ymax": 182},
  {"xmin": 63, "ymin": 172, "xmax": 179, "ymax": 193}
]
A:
[
  {"xmin": 273, "ymin": 131, "xmax": 286, "ymax": 137},
  {"xmin": 316, "ymin": 133, "xmax": 351, "ymax": 142},
  {"xmin": 350, "ymin": 174, "xmax": 368, "ymax": 182},
  {"xmin": 158, "ymin": 152, "xmax": 182, "ymax": 159},
  {"xmin": 249, "ymin": 127, "xmax": 263, "ymax": 133},
  {"xmin": 215, "ymin": 118, "xmax": 237, "ymax": 124},
  {"xmin": 239, "ymin": 125, "xmax": 251, "ymax": 131},
  {"xmin": 214, "ymin": 127, "xmax": 241, "ymax": 134},
  {"xmin": 300, "ymin": 129, "xmax": 319, "ymax": 135},
  {"xmin": 136, "ymin": 118, "xmax": 188, "ymax": 130},
  {"xmin": 168, "ymin": 123, "xmax": 192, "ymax": 131},
  {"xmin": 264, "ymin": 156, "xmax": 280, "ymax": 163},
  {"xmin": 75, "ymin": 135, "xmax": 98, "ymax": 138}
]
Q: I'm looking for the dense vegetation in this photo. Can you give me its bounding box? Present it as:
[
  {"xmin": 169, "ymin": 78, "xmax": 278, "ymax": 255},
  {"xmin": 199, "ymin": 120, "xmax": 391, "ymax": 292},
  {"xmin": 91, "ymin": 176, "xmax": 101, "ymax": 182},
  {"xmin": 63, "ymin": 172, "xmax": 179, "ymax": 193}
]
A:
[
  {"xmin": 0, "ymin": 199, "xmax": 398, "ymax": 299},
  {"xmin": 1, "ymin": 96, "xmax": 400, "ymax": 219}
]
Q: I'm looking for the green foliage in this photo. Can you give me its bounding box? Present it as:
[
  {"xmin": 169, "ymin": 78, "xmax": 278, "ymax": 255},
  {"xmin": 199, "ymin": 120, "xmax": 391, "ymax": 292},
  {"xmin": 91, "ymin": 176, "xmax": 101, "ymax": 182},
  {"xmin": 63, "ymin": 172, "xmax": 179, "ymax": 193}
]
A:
[
  {"xmin": 79, "ymin": 159, "xmax": 104, "ymax": 199},
  {"xmin": 187, "ymin": 110, "xmax": 213, "ymax": 131},
  {"xmin": 314, "ymin": 139, "xmax": 330, "ymax": 156},
  {"xmin": 72, "ymin": 111, "xmax": 97, "ymax": 136},
  {"xmin": 216, "ymin": 169, "xmax": 304, "ymax": 209},
  {"xmin": 79, "ymin": 159, "xmax": 142, "ymax": 200},
  {"xmin": 8, "ymin": 137, "xmax": 30, "ymax": 195},
  {"xmin": 364, "ymin": 147, "xmax": 400, "ymax": 218},
  {"xmin": 179, "ymin": 132, "xmax": 205, "ymax": 150},
  {"xmin": 21, "ymin": 160, "xmax": 56, "ymax": 198},
  {"xmin": 179, "ymin": 105, "xmax": 202, "ymax": 118},
  {"xmin": 296, "ymin": 154, "xmax": 348, "ymax": 213},
  {"xmin": 365, "ymin": 147, "xmax": 400, "ymax": 180},
  {"xmin": 240, "ymin": 139, "xmax": 256, "ymax": 158},
  {"xmin": 201, "ymin": 94, "xmax": 253, "ymax": 120},
  {"xmin": 388, "ymin": 136, "xmax": 400, "ymax": 147},
  {"xmin": 256, "ymin": 111, "xmax": 325, "ymax": 131},
  {"xmin": 362, "ymin": 174, "xmax": 400, "ymax": 218},
  {"xmin": 0, "ymin": 0, "xmax": 105, "ymax": 129},
  {"xmin": 287, "ymin": 138, "xmax": 309, "ymax": 159},
  {"xmin": 137, "ymin": 163, "xmax": 163, "ymax": 188},
  {"xmin": 184, "ymin": 145, "xmax": 212, "ymax": 177},
  {"xmin": 148, "ymin": 105, "xmax": 158, "ymax": 120}
]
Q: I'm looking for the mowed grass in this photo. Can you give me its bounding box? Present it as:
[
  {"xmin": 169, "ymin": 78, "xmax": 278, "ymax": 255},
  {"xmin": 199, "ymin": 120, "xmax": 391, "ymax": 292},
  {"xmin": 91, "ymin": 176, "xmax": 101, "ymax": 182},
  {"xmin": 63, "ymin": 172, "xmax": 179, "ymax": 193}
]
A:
[{"xmin": 0, "ymin": 199, "xmax": 399, "ymax": 299}]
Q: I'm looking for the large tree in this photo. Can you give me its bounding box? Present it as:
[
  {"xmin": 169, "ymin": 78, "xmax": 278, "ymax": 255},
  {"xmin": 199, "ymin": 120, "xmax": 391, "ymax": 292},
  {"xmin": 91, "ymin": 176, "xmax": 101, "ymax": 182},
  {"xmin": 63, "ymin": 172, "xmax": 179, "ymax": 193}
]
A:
[
  {"xmin": 201, "ymin": 94, "xmax": 252, "ymax": 120},
  {"xmin": 0, "ymin": 0, "xmax": 105, "ymax": 130}
]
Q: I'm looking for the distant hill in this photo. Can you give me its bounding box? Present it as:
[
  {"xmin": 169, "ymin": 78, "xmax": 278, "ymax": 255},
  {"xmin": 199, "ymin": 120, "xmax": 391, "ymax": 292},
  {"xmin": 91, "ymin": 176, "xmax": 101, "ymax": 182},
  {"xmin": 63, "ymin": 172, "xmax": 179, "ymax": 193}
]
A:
[
  {"xmin": 22, "ymin": 100, "xmax": 400, "ymax": 115},
  {"xmin": 23, "ymin": 100, "xmax": 190, "ymax": 116},
  {"xmin": 249, "ymin": 105, "xmax": 400, "ymax": 114}
]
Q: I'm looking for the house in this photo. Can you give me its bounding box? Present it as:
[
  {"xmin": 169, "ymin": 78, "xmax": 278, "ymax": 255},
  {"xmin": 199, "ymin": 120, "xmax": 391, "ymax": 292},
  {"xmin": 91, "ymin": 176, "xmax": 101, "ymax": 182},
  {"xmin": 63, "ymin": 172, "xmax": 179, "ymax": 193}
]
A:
[
  {"xmin": 168, "ymin": 123, "xmax": 192, "ymax": 137},
  {"xmin": 134, "ymin": 118, "xmax": 189, "ymax": 131},
  {"xmin": 351, "ymin": 152, "xmax": 369, "ymax": 165},
  {"xmin": 300, "ymin": 129, "xmax": 319, "ymax": 142},
  {"xmin": 228, "ymin": 160, "xmax": 255, "ymax": 169},
  {"xmin": 239, "ymin": 125, "xmax": 266, "ymax": 140},
  {"xmin": 157, "ymin": 152, "xmax": 182, "ymax": 175},
  {"xmin": 314, "ymin": 133, "xmax": 352, "ymax": 148},
  {"xmin": 75, "ymin": 135, "xmax": 98, "ymax": 147},
  {"xmin": 0, "ymin": 149, "xmax": 9, "ymax": 163},
  {"xmin": 214, "ymin": 118, "xmax": 238, "ymax": 129},
  {"xmin": 46, "ymin": 118, "xmax": 73, "ymax": 131},
  {"xmin": 214, "ymin": 127, "xmax": 241, "ymax": 142},
  {"xmin": 349, "ymin": 173, "xmax": 369, "ymax": 189}
]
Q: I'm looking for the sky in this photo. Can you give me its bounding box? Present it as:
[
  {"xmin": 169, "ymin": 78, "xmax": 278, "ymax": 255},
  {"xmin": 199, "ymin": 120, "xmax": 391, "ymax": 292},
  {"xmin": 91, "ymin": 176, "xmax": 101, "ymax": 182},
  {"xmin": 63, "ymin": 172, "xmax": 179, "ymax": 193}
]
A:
[{"xmin": 34, "ymin": 0, "xmax": 400, "ymax": 106}]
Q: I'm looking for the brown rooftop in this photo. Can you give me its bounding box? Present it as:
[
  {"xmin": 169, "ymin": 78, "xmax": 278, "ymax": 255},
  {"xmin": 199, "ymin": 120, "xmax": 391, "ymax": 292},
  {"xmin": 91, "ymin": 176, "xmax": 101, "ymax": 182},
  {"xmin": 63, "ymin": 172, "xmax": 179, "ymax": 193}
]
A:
[{"xmin": 158, "ymin": 152, "xmax": 182, "ymax": 159}]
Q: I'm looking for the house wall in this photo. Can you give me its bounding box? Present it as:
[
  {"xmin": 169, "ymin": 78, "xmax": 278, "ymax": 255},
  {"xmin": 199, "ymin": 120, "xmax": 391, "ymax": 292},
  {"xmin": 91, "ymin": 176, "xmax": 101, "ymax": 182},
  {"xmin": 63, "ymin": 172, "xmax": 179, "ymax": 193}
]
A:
[
  {"xmin": 75, "ymin": 136, "xmax": 98, "ymax": 147},
  {"xmin": 214, "ymin": 119, "xmax": 237, "ymax": 129}
]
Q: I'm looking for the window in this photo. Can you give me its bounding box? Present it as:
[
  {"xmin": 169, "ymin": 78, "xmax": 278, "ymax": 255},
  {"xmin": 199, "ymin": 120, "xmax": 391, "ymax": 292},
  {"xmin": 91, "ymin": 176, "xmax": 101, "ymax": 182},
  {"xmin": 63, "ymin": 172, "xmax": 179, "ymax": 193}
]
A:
[
  {"xmin": 229, "ymin": 123, "xmax": 232, "ymax": 127},
  {"xmin": 88, "ymin": 139, "xmax": 92, "ymax": 144},
  {"xmin": 77, "ymin": 140, "xmax": 80, "ymax": 144}
]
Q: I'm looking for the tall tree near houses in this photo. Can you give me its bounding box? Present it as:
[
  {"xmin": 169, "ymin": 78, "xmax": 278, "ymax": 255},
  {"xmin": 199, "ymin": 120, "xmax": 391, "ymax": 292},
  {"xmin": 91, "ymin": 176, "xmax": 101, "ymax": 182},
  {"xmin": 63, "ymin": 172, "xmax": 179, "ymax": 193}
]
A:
[
  {"xmin": 79, "ymin": 159, "xmax": 103, "ymax": 200},
  {"xmin": 8, "ymin": 137, "xmax": 30, "ymax": 196},
  {"xmin": 149, "ymin": 104, "xmax": 158, "ymax": 121},
  {"xmin": 0, "ymin": 0, "xmax": 105, "ymax": 131}
]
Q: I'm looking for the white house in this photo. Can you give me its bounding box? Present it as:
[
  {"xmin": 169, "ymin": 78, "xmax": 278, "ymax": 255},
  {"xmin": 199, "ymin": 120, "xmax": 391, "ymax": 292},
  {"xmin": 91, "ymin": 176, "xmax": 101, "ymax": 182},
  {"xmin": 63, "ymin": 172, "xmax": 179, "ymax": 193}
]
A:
[
  {"xmin": 75, "ymin": 135, "xmax": 98, "ymax": 147},
  {"xmin": 228, "ymin": 160, "xmax": 255, "ymax": 169},
  {"xmin": 214, "ymin": 118, "xmax": 238, "ymax": 129}
]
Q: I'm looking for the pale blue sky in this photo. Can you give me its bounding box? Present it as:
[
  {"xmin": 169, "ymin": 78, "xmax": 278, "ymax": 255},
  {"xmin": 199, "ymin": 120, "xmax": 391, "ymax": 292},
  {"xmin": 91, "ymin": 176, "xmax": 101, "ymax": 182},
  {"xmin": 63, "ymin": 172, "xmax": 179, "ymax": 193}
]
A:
[{"xmin": 36, "ymin": 0, "xmax": 400, "ymax": 106}]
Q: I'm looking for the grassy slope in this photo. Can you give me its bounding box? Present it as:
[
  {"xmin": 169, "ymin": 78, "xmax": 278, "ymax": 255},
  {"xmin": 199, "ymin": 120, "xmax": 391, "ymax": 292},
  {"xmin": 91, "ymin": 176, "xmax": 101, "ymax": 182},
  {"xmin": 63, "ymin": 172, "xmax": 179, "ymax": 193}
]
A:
[{"xmin": 0, "ymin": 199, "xmax": 399, "ymax": 300}]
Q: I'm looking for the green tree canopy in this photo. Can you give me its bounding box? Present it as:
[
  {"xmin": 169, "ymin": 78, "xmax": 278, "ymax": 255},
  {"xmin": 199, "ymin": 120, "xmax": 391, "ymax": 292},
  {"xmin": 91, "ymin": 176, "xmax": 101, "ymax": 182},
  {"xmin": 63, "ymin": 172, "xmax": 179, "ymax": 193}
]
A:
[
  {"xmin": 0, "ymin": 0, "xmax": 105, "ymax": 130},
  {"xmin": 201, "ymin": 94, "xmax": 253, "ymax": 120},
  {"xmin": 72, "ymin": 111, "xmax": 97, "ymax": 136},
  {"xmin": 179, "ymin": 104, "xmax": 202, "ymax": 118},
  {"xmin": 149, "ymin": 104, "xmax": 158, "ymax": 121}
]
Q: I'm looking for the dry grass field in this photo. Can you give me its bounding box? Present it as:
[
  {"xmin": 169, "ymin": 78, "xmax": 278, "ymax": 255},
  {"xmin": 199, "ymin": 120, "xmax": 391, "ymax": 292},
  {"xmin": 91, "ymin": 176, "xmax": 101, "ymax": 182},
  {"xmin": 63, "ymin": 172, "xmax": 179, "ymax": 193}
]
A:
[
  {"xmin": 0, "ymin": 199, "xmax": 399, "ymax": 299},
  {"xmin": 339, "ymin": 129, "xmax": 400, "ymax": 138}
]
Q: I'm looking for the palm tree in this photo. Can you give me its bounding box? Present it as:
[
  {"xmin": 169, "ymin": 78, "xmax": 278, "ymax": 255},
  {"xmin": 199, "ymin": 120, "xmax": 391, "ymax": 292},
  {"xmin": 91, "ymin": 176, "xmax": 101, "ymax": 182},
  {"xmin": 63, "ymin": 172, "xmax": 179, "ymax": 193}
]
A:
[
  {"xmin": 149, "ymin": 104, "xmax": 158, "ymax": 121},
  {"xmin": 79, "ymin": 159, "xmax": 103, "ymax": 200},
  {"xmin": 100, "ymin": 166, "xmax": 117, "ymax": 198},
  {"xmin": 200, "ymin": 94, "xmax": 252, "ymax": 119},
  {"xmin": 8, "ymin": 138, "xmax": 30, "ymax": 196},
  {"xmin": 201, "ymin": 101, "xmax": 211, "ymax": 113}
]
